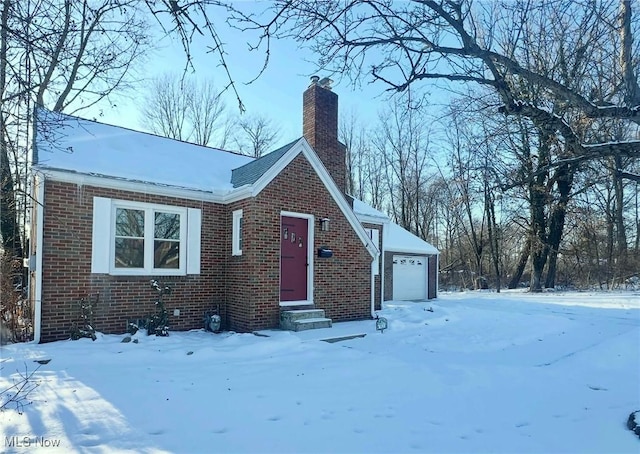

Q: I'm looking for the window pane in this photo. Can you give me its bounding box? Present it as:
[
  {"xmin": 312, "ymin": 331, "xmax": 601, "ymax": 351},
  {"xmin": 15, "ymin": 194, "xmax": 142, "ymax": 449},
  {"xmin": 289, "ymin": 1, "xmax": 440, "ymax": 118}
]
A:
[
  {"xmin": 238, "ymin": 217, "xmax": 243, "ymax": 251},
  {"xmin": 155, "ymin": 212, "xmax": 180, "ymax": 240},
  {"xmin": 116, "ymin": 208, "xmax": 144, "ymax": 237},
  {"xmin": 154, "ymin": 240, "xmax": 180, "ymax": 269},
  {"xmin": 115, "ymin": 238, "xmax": 144, "ymax": 268}
]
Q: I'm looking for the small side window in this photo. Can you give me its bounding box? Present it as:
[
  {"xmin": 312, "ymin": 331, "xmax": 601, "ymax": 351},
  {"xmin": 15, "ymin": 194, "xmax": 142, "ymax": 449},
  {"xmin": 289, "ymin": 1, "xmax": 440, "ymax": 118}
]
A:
[{"xmin": 232, "ymin": 209, "xmax": 243, "ymax": 256}]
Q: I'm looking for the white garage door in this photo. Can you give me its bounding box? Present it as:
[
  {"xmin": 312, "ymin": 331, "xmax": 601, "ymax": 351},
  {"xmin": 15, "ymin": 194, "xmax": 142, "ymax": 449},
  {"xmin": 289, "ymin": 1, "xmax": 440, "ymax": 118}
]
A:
[{"xmin": 392, "ymin": 255, "xmax": 427, "ymax": 300}]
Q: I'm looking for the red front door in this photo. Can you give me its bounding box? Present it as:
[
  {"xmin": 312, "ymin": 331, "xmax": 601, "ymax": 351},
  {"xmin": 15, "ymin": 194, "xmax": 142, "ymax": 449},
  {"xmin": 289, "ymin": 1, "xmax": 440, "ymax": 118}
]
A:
[{"xmin": 280, "ymin": 216, "xmax": 308, "ymax": 301}]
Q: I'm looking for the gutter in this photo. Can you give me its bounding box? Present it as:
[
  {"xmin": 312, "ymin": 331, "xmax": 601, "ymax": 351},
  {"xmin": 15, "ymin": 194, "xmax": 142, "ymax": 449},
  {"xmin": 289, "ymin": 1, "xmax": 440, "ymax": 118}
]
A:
[{"xmin": 35, "ymin": 167, "xmax": 243, "ymax": 204}]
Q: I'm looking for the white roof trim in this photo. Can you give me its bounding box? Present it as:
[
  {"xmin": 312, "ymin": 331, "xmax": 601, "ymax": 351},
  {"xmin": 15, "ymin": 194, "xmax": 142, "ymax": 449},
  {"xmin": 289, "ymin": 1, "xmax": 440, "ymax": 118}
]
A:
[
  {"xmin": 357, "ymin": 214, "xmax": 388, "ymax": 225},
  {"xmin": 36, "ymin": 139, "xmax": 379, "ymax": 258},
  {"xmin": 386, "ymin": 245, "xmax": 439, "ymax": 255},
  {"xmin": 250, "ymin": 138, "xmax": 379, "ymax": 258},
  {"xmin": 34, "ymin": 168, "xmax": 254, "ymax": 204}
]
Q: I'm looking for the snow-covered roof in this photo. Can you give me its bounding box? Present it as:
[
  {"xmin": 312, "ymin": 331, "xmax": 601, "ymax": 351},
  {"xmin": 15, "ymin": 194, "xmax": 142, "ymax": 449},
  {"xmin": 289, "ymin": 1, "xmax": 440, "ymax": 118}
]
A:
[
  {"xmin": 353, "ymin": 198, "xmax": 439, "ymax": 255},
  {"xmin": 31, "ymin": 109, "xmax": 378, "ymax": 258},
  {"xmin": 34, "ymin": 109, "xmax": 254, "ymax": 193},
  {"xmin": 352, "ymin": 198, "xmax": 390, "ymax": 222},
  {"xmin": 385, "ymin": 222, "xmax": 439, "ymax": 255}
]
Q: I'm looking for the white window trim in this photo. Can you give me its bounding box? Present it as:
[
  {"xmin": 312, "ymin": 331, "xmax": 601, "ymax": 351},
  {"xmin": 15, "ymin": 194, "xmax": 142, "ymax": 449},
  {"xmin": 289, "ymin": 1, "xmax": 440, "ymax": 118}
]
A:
[
  {"xmin": 110, "ymin": 199, "xmax": 188, "ymax": 276},
  {"xmin": 232, "ymin": 209, "xmax": 243, "ymax": 256}
]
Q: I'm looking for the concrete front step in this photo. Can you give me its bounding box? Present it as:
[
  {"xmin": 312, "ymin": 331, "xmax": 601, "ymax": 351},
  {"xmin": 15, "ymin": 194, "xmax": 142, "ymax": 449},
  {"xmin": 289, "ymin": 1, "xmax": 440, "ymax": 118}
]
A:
[
  {"xmin": 292, "ymin": 317, "xmax": 332, "ymax": 331},
  {"xmin": 280, "ymin": 309, "xmax": 332, "ymax": 331}
]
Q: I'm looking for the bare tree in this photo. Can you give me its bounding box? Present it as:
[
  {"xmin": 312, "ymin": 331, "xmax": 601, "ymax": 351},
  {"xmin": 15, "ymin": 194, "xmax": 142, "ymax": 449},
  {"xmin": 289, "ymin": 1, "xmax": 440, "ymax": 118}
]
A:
[
  {"xmin": 140, "ymin": 73, "xmax": 229, "ymax": 147},
  {"xmin": 340, "ymin": 109, "xmax": 388, "ymax": 208},
  {"xmin": 1, "ymin": 0, "xmax": 149, "ymax": 258},
  {"xmin": 372, "ymin": 97, "xmax": 433, "ymax": 234},
  {"xmin": 446, "ymin": 107, "xmax": 487, "ymax": 285},
  {"xmin": 340, "ymin": 109, "xmax": 365, "ymax": 198},
  {"xmin": 232, "ymin": 114, "xmax": 281, "ymax": 158},
  {"xmin": 141, "ymin": 1, "xmax": 249, "ymax": 113},
  {"xmin": 226, "ymin": 0, "xmax": 640, "ymax": 289},
  {"xmin": 1, "ymin": 0, "xmax": 151, "ymax": 342}
]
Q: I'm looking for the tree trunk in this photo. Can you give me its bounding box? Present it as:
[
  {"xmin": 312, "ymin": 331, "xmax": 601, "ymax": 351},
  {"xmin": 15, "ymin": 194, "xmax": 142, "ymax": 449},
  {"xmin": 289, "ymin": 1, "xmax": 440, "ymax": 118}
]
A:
[
  {"xmin": 0, "ymin": 137, "xmax": 23, "ymax": 259},
  {"xmin": 635, "ymin": 181, "xmax": 639, "ymax": 250},
  {"xmin": 508, "ymin": 236, "xmax": 530, "ymax": 289},
  {"xmin": 530, "ymin": 243, "xmax": 547, "ymax": 292},
  {"xmin": 0, "ymin": 0, "xmax": 23, "ymax": 259},
  {"xmin": 529, "ymin": 178, "xmax": 548, "ymax": 292},
  {"xmin": 529, "ymin": 129, "xmax": 553, "ymax": 292},
  {"xmin": 545, "ymin": 246, "xmax": 559, "ymax": 289},
  {"xmin": 485, "ymin": 182, "xmax": 501, "ymax": 292},
  {"xmin": 613, "ymin": 155, "xmax": 628, "ymax": 282},
  {"xmin": 620, "ymin": 0, "xmax": 640, "ymax": 106},
  {"xmin": 544, "ymin": 164, "xmax": 574, "ymax": 288}
]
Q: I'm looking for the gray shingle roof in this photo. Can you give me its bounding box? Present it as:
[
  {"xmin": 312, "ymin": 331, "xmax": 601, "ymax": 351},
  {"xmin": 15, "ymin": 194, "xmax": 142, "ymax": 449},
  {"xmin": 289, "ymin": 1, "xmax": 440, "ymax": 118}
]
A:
[{"xmin": 231, "ymin": 139, "xmax": 299, "ymax": 188}]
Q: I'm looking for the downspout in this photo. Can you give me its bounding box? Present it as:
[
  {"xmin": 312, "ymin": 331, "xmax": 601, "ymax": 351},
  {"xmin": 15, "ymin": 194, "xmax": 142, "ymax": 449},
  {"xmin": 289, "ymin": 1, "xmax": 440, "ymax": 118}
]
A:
[
  {"xmin": 32, "ymin": 172, "xmax": 44, "ymax": 343},
  {"xmin": 370, "ymin": 255, "xmax": 376, "ymax": 317}
]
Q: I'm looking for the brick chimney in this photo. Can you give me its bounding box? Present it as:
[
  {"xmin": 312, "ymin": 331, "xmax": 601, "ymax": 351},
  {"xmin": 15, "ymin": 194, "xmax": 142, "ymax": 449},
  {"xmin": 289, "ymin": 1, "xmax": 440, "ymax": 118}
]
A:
[{"xmin": 303, "ymin": 76, "xmax": 347, "ymax": 193}]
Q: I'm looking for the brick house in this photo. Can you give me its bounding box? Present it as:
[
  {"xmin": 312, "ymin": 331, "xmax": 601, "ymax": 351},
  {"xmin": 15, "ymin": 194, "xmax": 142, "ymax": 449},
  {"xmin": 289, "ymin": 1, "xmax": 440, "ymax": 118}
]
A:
[{"xmin": 28, "ymin": 77, "xmax": 437, "ymax": 343}]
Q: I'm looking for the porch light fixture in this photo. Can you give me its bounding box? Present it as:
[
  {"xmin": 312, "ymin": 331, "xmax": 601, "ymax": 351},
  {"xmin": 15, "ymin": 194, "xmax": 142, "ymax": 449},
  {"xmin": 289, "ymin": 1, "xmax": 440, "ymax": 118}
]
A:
[{"xmin": 320, "ymin": 218, "xmax": 330, "ymax": 231}]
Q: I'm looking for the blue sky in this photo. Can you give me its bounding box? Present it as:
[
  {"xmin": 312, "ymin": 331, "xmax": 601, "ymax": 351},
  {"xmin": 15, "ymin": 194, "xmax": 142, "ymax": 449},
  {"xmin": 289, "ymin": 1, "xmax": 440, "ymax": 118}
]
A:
[
  {"xmin": 86, "ymin": 4, "xmax": 451, "ymax": 151},
  {"xmin": 90, "ymin": 11, "xmax": 396, "ymax": 149}
]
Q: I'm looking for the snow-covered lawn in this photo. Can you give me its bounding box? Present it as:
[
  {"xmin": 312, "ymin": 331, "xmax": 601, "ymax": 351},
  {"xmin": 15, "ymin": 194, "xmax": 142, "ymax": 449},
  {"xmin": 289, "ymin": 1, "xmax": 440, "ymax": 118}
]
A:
[{"xmin": 1, "ymin": 291, "xmax": 639, "ymax": 453}]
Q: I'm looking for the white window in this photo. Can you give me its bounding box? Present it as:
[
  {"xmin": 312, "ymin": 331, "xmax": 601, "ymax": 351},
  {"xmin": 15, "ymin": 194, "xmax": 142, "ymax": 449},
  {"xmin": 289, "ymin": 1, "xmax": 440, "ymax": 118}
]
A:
[
  {"xmin": 365, "ymin": 228, "xmax": 380, "ymax": 275},
  {"xmin": 232, "ymin": 209, "xmax": 243, "ymax": 256},
  {"xmin": 91, "ymin": 197, "xmax": 201, "ymax": 276}
]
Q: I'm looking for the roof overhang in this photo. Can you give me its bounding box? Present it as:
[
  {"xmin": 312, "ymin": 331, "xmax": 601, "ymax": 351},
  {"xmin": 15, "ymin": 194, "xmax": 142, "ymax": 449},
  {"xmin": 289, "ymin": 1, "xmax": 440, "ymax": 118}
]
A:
[
  {"xmin": 34, "ymin": 167, "xmax": 255, "ymax": 204},
  {"xmin": 34, "ymin": 139, "xmax": 380, "ymax": 259}
]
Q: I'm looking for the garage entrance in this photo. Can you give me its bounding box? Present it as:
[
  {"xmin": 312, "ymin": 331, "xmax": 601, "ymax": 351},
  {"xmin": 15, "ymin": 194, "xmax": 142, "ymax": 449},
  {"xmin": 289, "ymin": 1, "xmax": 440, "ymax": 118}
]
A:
[{"xmin": 392, "ymin": 255, "xmax": 427, "ymax": 300}]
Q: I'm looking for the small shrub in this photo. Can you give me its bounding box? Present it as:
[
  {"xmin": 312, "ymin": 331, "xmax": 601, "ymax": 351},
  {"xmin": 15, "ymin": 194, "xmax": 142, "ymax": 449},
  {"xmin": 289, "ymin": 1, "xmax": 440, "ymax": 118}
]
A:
[
  {"xmin": 127, "ymin": 318, "xmax": 146, "ymax": 335},
  {"xmin": 70, "ymin": 294, "xmax": 98, "ymax": 341},
  {"xmin": 146, "ymin": 280, "xmax": 171, "ymax": 336}
]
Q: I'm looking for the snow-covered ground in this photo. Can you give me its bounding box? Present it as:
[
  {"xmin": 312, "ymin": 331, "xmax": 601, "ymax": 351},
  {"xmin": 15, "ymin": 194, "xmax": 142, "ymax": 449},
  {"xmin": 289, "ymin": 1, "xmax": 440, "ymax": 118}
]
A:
[{"xmin": 1, "ymin": 290, "xmax": 639, "ymax": 453}]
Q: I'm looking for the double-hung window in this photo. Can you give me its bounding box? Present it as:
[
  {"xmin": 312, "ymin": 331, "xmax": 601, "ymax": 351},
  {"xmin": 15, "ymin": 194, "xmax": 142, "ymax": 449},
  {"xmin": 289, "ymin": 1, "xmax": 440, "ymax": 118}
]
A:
[{"xmin": 92, "ymin": 197, "xmax": 201, "ymax": 276}]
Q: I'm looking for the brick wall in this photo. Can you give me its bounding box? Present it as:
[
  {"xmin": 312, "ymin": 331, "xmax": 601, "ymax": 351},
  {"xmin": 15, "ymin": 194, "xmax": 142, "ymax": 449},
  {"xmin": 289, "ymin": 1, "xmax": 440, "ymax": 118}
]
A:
[
  {"xmin": 303, "ymin": 82, "xmax": 347, "ymax": 194},
  {"xmin": 39, "ymin": 181, "xmax": 226, "ymax": 342},
  {"xmin": 38, "ymin": 152, "xmax": 373, "ymax": 341},
  {"xmin": 245, "ymin": 153, "xmax": 372, "ymax": 331},
  {"xmin": 225, "ymin": 198, "xmax": 257, "ymax": 333}
]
